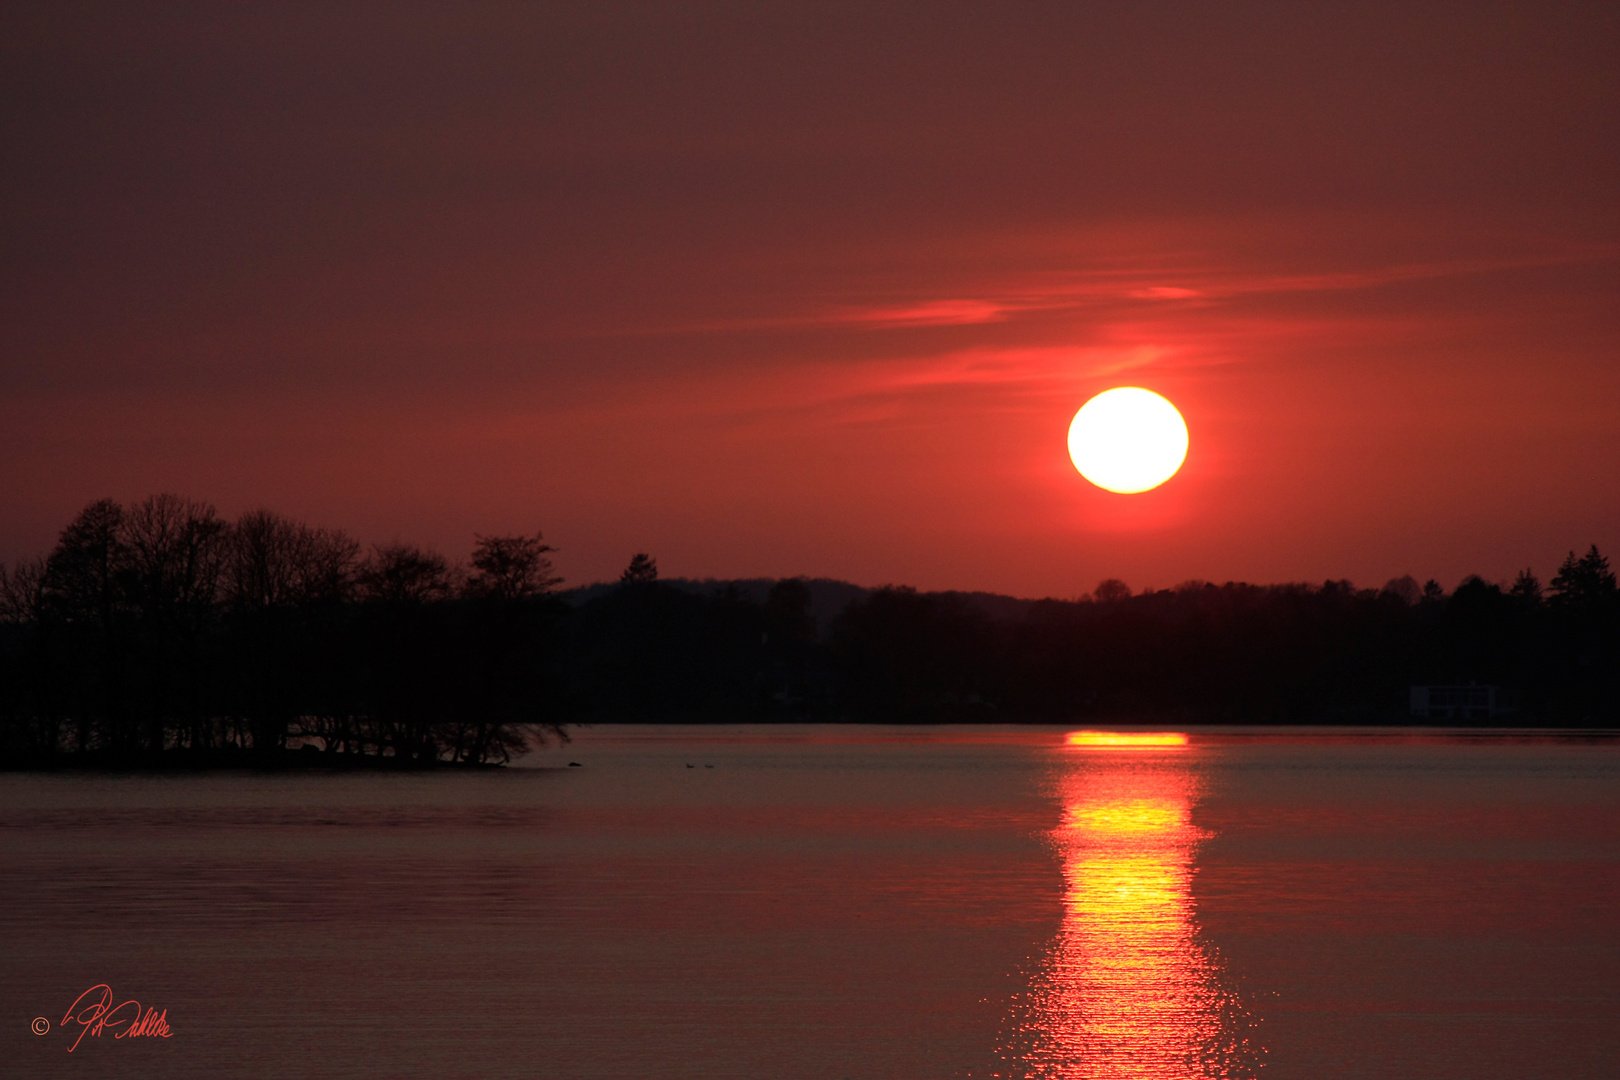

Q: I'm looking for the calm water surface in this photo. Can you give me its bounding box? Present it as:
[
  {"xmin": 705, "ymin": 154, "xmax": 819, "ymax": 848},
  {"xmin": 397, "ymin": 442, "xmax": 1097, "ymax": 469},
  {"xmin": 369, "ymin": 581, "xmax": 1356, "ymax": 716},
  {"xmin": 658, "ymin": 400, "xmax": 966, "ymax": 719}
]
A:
[{"xmin": 3, "ymin": 726, "xmax": 1617, "ymax": 1078}]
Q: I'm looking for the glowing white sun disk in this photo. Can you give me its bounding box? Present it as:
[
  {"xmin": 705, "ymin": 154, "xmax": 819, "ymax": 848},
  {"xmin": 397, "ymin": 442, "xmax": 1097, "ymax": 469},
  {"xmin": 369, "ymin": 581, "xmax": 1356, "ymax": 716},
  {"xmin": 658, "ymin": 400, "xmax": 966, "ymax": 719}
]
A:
[{"xmin": 1067, "ymin": 388, "xmax": 1188, "ymax": 494}]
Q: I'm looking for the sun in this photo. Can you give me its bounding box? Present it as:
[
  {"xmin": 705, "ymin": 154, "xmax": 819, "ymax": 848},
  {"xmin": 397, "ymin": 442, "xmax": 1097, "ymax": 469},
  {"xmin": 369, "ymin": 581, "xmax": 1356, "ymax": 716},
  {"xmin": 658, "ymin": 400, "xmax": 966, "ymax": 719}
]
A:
[{"xmin": 1067, "ymin": 387, "xmax": 1188, "ymax": 494}]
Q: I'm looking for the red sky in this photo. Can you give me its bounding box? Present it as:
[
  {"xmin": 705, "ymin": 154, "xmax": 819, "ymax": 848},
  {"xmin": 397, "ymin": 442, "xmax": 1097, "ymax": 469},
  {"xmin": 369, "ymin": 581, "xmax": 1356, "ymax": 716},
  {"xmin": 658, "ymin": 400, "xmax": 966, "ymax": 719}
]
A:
[{"xmin": 3, "ymin": 2, "xmax": 1617, "ymax": 597}]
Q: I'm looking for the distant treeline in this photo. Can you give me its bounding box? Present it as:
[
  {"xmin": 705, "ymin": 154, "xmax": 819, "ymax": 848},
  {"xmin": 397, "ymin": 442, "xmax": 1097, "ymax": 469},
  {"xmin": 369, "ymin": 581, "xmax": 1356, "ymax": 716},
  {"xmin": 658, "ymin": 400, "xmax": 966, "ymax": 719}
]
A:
[{"xmin": 2, "ymin": 495, "xmax": 1616, "ymax": 767}]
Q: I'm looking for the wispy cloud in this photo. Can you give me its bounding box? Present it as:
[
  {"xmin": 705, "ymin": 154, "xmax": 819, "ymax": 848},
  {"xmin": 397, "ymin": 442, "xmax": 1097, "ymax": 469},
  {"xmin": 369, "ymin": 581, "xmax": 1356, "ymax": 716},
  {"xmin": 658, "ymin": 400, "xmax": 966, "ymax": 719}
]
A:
[
  {"xmin": 546, "ymin": 233, "xmax": 1615, "ymax": 350},
  {"xmin": 836, "ymin": 299, "xmax": 1009, "ymax": 327},
  {"xmin": 1127, "ymin": 286, "xmax": 1203, "ymax": 300}
]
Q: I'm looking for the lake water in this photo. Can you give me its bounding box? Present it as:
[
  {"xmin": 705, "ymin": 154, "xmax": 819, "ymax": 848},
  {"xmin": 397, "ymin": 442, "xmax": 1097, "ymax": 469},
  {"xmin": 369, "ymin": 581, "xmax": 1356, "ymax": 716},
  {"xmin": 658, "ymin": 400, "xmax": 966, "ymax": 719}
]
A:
[{"xmin": 3, "ymin": 725, "xmax": 1617, "ymax": 1078}]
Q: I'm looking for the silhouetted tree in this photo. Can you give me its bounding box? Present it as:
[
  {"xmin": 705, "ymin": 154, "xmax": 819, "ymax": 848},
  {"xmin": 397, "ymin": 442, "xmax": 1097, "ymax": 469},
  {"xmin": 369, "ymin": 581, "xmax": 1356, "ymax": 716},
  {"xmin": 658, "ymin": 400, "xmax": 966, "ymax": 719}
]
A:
[
  {"xmin": 357, "ymin": 543, "xmax": 453, "ymax": 604},
  {"xmin": 1541, "ymin": 546, "xmax": 1618, "ymax": 721},
  {"xmin": 1550, "ymin": 546, "xmax": 1616, "ymax": 608},
  {"xmin": 0, "ymin": 557, "xmax": 57, "ymax": 756},
  {"xmin": 121, "ymin": 495, "xmax": 229, "ymax": 752},
  {"xmin": 466, "ymin": 532, "xmax": 562, "ymax": 601},
  {"xmin": 353, "ymin": 544, "xmax": 453, "ymax": 760},
  {"xmin": 43, "ymin": 499, "xmax": 132, "ymax": 753},
  {"xmin": 1381, "ymin": 575, "xmax": 1421, "ymax": 605},
  {"xmin": 621, "ymin": 553, "xmax": 658, "ymax": 585},
  {"xmin": 44, "ymin": 499, "xmax": 127, "ymax": 615},
  {"xmin": 444, "ymin": 533, "xmax": 569, "ymax": 763},
  {"xmin": 1092, "ymin": 579, "xmax": 1131, "ymax": 603},
  {"xmin": 1509, "ymin": 568, "xmax": 1543, "ymax": 607},
  {"xmin": 224, "ymin": 511, "xmax": 362, "ymax": 757}
]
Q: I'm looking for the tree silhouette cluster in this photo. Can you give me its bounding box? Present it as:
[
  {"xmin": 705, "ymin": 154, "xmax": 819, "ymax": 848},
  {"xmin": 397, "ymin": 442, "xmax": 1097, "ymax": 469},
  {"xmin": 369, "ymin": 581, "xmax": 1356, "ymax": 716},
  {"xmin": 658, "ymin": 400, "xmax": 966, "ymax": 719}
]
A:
[
  {"xmin": 2, "ymin": 496, "xmax": 1616, "ymax": 769},
  {"xmin": 565, "ymin": 553, "xmax": 1617, "ymax": 725},
  {"xmin": 0, "ymin": 496, "xmax": 568, "ymax": 767}
]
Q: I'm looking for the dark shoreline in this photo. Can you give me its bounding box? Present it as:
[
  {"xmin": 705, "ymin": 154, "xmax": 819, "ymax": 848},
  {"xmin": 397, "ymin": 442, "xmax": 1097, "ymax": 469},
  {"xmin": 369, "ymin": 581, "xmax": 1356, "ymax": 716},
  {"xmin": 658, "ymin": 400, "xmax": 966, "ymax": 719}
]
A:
[
  {"xmin": 0, "ymin": 746, "xmax": 507, "ymax": 773},
  {"xmin": 7, "ymin": 496, "xmax": 1615, "ymax": 762},
  {"xmin": 7, "ymin": 720, "xmax": 1617, "ymax": 772}
]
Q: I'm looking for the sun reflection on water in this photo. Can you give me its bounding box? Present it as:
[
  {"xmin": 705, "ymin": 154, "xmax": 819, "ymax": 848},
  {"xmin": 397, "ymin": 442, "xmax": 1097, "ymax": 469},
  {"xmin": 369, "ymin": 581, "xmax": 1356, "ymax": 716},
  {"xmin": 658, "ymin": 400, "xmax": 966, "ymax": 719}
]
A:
[
  {"xmin": 1065, "ymin": 731, "xmax": 1190, "ymax": 747},
  {"xmin": 998, "ymin": 738, "xmax": 1263, "ymax": 1079}
]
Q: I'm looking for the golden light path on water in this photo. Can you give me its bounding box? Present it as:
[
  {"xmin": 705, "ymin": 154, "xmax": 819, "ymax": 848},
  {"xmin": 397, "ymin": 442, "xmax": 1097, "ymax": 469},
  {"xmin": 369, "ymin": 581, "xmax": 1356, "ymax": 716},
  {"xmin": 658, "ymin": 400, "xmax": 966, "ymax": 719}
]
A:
[
  {"xmin": 1065, "ymin": 731, "xmax": 1190, "ymax": 747},
  {"xmin": 998, "ymin": 734, "xmax": 1264, "ymax": 1079}
]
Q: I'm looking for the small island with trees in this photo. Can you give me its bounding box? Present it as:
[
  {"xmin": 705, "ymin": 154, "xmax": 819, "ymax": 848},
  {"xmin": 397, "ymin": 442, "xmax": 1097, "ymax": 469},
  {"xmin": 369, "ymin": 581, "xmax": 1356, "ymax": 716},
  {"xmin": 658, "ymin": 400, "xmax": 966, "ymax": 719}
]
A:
[{"xmin": 1, "ymin": 495, "xmax": 1615, "ymax": 769}]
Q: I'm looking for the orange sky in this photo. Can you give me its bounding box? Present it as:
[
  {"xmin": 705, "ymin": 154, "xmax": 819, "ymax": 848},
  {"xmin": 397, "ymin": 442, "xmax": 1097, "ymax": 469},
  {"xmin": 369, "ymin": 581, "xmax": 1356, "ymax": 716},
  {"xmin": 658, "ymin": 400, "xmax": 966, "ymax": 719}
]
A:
[{"xmin": 2, "ymin": 3, "xmax": 1617, "ymax": 596}]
